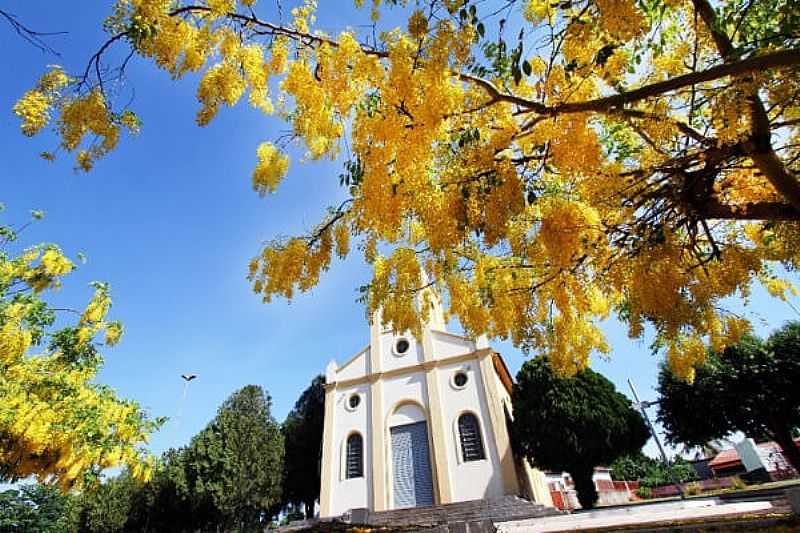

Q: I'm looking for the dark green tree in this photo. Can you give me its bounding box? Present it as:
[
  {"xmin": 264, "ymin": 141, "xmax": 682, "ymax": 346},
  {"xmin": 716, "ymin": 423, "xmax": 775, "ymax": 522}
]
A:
[
  {"xmin": 512, "ymin": 358, "xmax": 650, "ymax": 509},
  {"xmin": 72, "ymin": 386, "xmax": 284, "ymax": 532},
  {"xmin": 657, "ymin": 322, "xmax": 800, "ymax": 474},
  {"xmin": 0, "ymin": 484, "xmax": 78, "ymax": 532},
  {"xmin": 76, "ymin": 472, "xmax": 138, "ymax": 533},
  {"xmin": 184, "ymin": 384, "xmax": 285, "ymax": 532},
  {"xmin": 281, "ymin": 375, "xmax": 325, "ymax": 519},
  {"xmin": 124, "ymin": 448, "xmax": 198, "ymax": 533}
]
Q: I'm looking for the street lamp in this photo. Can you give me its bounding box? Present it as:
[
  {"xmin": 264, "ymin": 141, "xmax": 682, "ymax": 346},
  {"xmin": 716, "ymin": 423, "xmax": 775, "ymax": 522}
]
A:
[{"xmin": 628, "ymin": 379, "xmax": 686, "ymax": 499}]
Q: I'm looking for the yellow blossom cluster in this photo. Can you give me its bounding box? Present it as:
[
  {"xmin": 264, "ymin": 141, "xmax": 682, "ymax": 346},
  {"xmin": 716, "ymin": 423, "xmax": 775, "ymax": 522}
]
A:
[
  {"xmin": 245, "ymin": 1, "xmax": 798, "ymax": 380},
  {"xmin": 13, "ymin": 67, "xmax": 71, "ymax": 136},
  {"xmin": 252, "ymin": 142, "xmax": 290, "ymax": 195},
  {"xmin": 14, "ymin": 0, "xmax": 800, "ymax": 381},
  {"xmin": 716, "ymin": 166, "xmax": 781, "ymax": 206},
  {"xmin": 594, "ymin": 0, "xmax": 647, "ymax": 42},
  {"xmin": 0, "ymin": 217, "xmax": 159, "ymax": 490},
  {"xmin": 14, "ymin": 72, "xmax": 139, "ymax": 171},
  {"xmin": 0, "ymin": 246, "xmax": 74, "ymax": 293},
  {"xmin": 711, "ymin": 87, "xmax": 754, "ymax": 146},
  {"xmin": 523, "ymin": 0, "xmax": 554, "ymax": 24},
  {"xmin": 248, "ymin": 233, "xmax": 333, "ymax": 302},
  {"xmin": 408, "ymin": 9, "xmax": 428, "ymax": 39},
  {"xmin": 59, "ymin": 91, "xmax": 123, "ymax": 171}
]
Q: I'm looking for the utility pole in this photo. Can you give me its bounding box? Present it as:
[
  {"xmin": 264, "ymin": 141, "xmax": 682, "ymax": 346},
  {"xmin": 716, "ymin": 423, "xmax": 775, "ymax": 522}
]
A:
[
  {"xmin": 174, "ymin": 373, "xmax": 198, "ymax": 442},
  {"xmin": 627, "ymin": 378, "xmax": 685, "ymax": 499}
]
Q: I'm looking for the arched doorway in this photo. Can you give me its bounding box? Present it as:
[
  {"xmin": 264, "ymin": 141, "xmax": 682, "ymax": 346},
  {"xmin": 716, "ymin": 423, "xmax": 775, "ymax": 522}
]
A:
[{"xmin": 388, "ymin": 402, "xmax": 434, "ymax": 509}]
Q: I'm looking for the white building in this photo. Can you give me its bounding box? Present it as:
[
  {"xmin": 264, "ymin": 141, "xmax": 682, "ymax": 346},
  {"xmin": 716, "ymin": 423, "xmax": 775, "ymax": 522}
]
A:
[{"xmin": 319, "ymin": 293, "xmax": 553, "ymax": 517}]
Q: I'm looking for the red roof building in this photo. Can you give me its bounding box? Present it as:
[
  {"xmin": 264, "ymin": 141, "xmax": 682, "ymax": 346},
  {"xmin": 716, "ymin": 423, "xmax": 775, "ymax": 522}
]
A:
[{"xmin": 708, "ymin": 438, "xmax": 800, "ymax": 480}]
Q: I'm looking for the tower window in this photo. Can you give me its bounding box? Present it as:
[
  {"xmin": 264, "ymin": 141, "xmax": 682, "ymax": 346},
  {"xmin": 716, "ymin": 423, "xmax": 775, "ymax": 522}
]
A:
[
  {"xmin": 453, "ymin": 371, "xmax": 468, "ymax": 388},
  {"xmin": 348, "ymin": 394, "xmax": 361, "ymax": 410},
  {"xmin": 346, "ymin": 433, "xmax": 363, "ymax": 478},
  {"xmin": 394, "ymin": 337, "xmax": 410, "ymax": 355},
  {"xmin": 458, "ymin": 413, "xmax": 485, "ymax": 462}
]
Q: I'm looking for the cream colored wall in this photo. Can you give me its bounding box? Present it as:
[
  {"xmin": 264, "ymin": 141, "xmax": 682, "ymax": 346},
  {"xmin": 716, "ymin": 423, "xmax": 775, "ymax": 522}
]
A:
[
  {"xmin": 380, "ymin": 331, "xmax": 425, "ymax": 373},
  {"xmin": 336, "ymin": 347, "xmax": 369, "ymax": 381},
  {"xmin": 494, "ymin": 370, "xmax": 554, "ymax": 507},
  {"xmin": 326, "ymin": 381, "xmax": 372, "ymax": 517},
  {"xmin": 381, "ymin": 372, "xmax": 430, "ymax": 421},
  {"xmin": 437, "ymin": 358, "xmax": 506, "ymax": 501},
  {"xmin": 431, "ymin": 330, "xmax": 476, "ymax": 358}
]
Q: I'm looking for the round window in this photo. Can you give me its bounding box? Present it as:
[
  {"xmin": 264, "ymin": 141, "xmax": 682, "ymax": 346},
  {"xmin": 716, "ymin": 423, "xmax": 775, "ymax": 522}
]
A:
[
  {"xmin": 348, "ymin": 394, "xmax": 361, "ymax": 410},
  {"xmin": 394, "ymin": 338, "xmax": 410, "ymax": 355},
  {"xmin": 453, "ymin": 371, "xmax": 468, "ymax": 388}
]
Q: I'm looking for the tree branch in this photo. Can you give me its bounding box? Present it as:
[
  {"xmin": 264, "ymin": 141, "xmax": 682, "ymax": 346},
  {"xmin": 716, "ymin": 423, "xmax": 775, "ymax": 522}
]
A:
[
  {"xmin": 691, "ymin": 0, "xmax": 800, "ymax": 211},
  {"xmin": 551, "ymin": 49, "xmax": 800, "ymax": 114},
  {"xmin": 0, "ymin": 9, "xmax": 65, "ymax": 55},
  {"xmin": 171, "ymin": 5, "xmax": 387, "ymax": 58},
  {"xmin": 699, "ymin": 199, "xmax": 800, "ymax": 221}
]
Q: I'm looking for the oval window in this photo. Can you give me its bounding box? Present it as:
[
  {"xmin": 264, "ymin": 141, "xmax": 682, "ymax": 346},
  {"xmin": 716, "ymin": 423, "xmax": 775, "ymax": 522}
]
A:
[
  {"xmin": 348, "ymin": 394, "xmax": 361, "ymax": 409},
  {"xmin": 394, "ymin": 338, "xmax": 410, "ymax": 355},
  {"xmin": 453, "ymin": 371, "xmax": 468, "ymax": 388}
]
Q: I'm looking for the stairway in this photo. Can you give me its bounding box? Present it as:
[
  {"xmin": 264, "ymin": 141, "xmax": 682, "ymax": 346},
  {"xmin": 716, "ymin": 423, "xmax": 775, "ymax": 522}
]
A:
[{"xmin": 356, "ymin": 495, "xmax": 562, "ymax": 527}]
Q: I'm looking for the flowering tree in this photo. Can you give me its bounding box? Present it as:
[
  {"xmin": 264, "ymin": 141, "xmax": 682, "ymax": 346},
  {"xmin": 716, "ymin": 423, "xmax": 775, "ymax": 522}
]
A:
[
  {"xmin": 0, "ymin": 206, "xmax": 161, "ymax": 491},
  {"xmin": 13, "ymin": 0, "xmax": 800, "ymax": 379}
]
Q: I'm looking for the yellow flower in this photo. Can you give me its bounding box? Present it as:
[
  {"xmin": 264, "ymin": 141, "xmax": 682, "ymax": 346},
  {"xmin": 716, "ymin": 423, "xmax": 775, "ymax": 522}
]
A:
[
  {"xmin": 13, "ymin": 90, "xmax": 51, "ymax": 136},
  {"xmin": 104, "ymin": 322, "xmax": 124, "ymax": 346},
  {"xmin": 252, "ymin": 142, "xmax": 289, "ymax": 195},
  {"xmin": 334, "ymin": 222, "xmax": 350, "ymax": 258},
  {"xmin": 408, "ymin": 10, "xmax": 428, "ymax": 39},
  {"xmin": 40, "ymin": 249, "xmax": 74, "ymax": 276}
]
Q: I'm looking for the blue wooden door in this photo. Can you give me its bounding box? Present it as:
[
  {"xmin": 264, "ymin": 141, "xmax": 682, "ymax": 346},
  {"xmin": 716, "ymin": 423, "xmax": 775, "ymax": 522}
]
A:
[{"xmin": 390, "ymin": 421, "xmax": 434, "ymax": 509}]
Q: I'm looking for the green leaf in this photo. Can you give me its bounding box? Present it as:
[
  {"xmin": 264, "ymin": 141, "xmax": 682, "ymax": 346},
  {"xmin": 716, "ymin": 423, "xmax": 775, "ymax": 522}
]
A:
[{"xmin": 522, "ymin": 59, "xmax": 532, "ymax": 76}]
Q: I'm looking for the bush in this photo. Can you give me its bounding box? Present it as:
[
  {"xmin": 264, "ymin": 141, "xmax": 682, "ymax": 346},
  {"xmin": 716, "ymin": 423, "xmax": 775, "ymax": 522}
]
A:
[
  {"xmin": 612, "ymin": 453, "xmax": 698, "ymax": 488},
  {"xmin": 684, "ymin": 481, "xmax": 703, "ymax": 496},
  {"xmin": 730, "ymin": 476, "xmax": 747, "ymax": 490},
  {"xmin": 635, "ymin": 486, "xmax": 652, "ymax": 499}
]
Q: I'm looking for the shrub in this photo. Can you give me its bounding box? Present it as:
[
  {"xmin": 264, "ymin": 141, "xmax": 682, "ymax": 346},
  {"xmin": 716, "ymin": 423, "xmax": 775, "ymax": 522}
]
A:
[
  {"xmin": 684, "ymin": 481, "xmax": 703, "ymax": 496},
  {"xmin": 730, "ymin": 476, "xmax": 747, "ymax": 490},
  {"xmin": 635, "ymin": 486, "xmax": 652, "ymax": 499}
]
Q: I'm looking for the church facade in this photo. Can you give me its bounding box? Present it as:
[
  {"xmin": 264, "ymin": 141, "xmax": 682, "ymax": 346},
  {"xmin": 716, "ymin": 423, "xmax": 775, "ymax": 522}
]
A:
[{"xmin": 319, "ymin": 296, "xmax": 553, "ymax": 517}]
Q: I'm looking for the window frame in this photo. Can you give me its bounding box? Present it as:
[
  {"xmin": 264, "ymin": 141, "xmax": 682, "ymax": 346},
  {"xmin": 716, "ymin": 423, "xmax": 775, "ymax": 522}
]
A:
[
  {"xmin": 457, "ymin": 413, "xmax": 486, "ymax": 463},
  {"xmin": 392, "ymin": 336, "xmax": 411, "ymax": 357},
  {"xmin": 345, "ymin": 432, "xmax": 364, "ymax": 479}
]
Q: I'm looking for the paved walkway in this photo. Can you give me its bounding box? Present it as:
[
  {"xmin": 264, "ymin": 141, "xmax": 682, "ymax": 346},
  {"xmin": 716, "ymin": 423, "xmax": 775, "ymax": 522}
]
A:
[{"xmin": 496, "ymin": 499, "xmax": 776, "ymax": 532}]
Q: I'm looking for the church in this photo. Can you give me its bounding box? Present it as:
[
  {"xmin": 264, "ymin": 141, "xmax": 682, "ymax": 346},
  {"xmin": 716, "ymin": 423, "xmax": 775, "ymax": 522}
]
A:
[{"xmin": 319, "ymin": 292, "xmax": 553, "ymax": 518}]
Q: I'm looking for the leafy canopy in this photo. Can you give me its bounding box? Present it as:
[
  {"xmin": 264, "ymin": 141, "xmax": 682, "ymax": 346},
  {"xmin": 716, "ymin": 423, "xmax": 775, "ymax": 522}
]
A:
[
  {"xmin": 13, "ymin": 0, "xmax": 800, "ymax": 379},
  {"xmin": 512, "ymin": 357, "xmax": 649, "ymax": 508},
  {"xmin": 182, "ymin": 384, "xmax": 284, "ymax": 530},
  {"xmin": 0, "ymin": 484, "xmax": 79, "ymax": 533},
  {"xmin": 657, "ymin": 321, "xmax": 800, "ymax": 472},
  {"xmin": 74, "ymin": 385, "xmax": 285, "ymax": 532},
  {"xmin": 0, "ymin": 206, "xmax": 161, "ymax": 491}
]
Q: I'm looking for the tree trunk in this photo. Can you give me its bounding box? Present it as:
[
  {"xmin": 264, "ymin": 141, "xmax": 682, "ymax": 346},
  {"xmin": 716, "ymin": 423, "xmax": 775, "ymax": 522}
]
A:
[
  {"xmin": 570, "ymin": 466, "xmax": 599, "ymax": 510},
  {"xmin": 772, "ymin": 426, "xmax": 800, "ymax": 475},
  {"xmin": 304, "ymin": 498, "xmax": 315, "ymax": 520}
]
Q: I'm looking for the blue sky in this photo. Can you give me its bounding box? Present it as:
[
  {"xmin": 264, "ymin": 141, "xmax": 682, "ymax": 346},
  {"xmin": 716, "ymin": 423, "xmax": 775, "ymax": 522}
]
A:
[{"xmin": 2, "ymin": 0, "xmax": 798, "ymax": 459}]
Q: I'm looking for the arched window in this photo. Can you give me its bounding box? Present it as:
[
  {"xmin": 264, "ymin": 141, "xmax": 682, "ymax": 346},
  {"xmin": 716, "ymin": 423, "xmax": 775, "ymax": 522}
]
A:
[
  {"xmin": 458, "ymin": 413, "xmax": 485, "ymax": 462},
  {"xmin": 346, "ymin": 433, "xmax": 363, "ymax": 478}
]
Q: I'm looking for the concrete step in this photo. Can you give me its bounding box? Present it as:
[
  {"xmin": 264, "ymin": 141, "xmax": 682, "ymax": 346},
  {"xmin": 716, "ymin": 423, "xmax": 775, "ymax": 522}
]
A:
[{"xmin": 360, "ymin": 495, "xmax": 562, "ymax": 527}]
